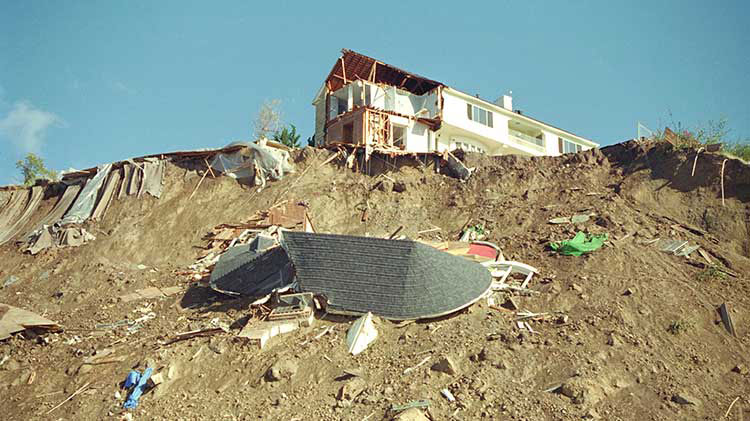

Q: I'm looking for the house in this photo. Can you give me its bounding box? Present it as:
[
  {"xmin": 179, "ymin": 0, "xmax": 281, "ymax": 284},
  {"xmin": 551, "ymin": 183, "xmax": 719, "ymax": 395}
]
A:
[{"xmin": 312, "ymin": 49, "xmax": 598, "ymax": 157}]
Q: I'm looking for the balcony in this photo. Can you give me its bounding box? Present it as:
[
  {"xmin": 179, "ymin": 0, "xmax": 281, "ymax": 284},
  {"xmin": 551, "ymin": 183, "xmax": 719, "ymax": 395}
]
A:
[{"xmin": 508, "ymin": 128, "xmax": 545, "ymax": 152}]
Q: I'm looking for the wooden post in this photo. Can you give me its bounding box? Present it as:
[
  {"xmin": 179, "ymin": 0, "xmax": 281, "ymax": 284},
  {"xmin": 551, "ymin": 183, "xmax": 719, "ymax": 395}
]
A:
[{"xmin": 340, "ymin": 57, "xmax": 347, "ymax": 84}]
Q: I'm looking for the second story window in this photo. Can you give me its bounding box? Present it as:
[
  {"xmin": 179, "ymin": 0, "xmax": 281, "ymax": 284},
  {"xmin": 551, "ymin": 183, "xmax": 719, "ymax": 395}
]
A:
[
  {"xmin": 466, "ymin": 103, "xmax": 493, "ymax": 128},
  {"xmin": 558, "ymin": 137, "xmax": 583, "ymax": 154}
]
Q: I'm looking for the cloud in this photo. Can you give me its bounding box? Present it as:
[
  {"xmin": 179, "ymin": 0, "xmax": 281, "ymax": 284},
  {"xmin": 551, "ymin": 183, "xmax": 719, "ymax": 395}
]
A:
[{"xmin": 0, "ymin": 101, "xmax": 63, "ymax": 153}]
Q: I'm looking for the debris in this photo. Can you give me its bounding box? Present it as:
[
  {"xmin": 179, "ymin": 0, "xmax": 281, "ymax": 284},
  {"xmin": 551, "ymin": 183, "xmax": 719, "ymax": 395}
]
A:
[
  {"xmin": 238, "ymin": 319, "xmax": 300, "ymax": 349},
  {"xmin": 280, "ymin": 231, "xmax": 493, "ymax": 320},
  {"xmin": 431, "ymin": 356, "xmax": 459, "ymax": 375},
  {"xmin": 731, "ymin": 364, "xmax": 746, "ymax": 375},
  {"xmin": 123, "ymin": 367, "xmax": 153, "ymax": 409},
  {"xmin": 388, "ymin": 225, "xmax": 404, "ymax": 239},
  {"xmin": 725, "ymin": 396, "xmax": 741, "ymax": 418},
  {"xmin": 440, "ymin": 388, "xmax": 456, "ymax": 402},
  {"xmin": 391, "ymin": 400, "xmax": 430, "ymax": 414},
  {"xmin": 698, "ymin": 249, "xmax": 713, "ymax": 264},
  {"xmin": 717, "ymin": 303, "xmax": 736, "ymax": 336},
  {"xmin": 403, "ymin": 356, "xmax": 431, "ymax": 375},
  {"xmin": 163, "ymin": 326, "xmax": 227, "ymax": 345},
  {"xmin": 45, "ymin": 381, "xmax": 91, "ymax": 414},
  {"xmin": 549, "ymin": 232, "xmax": 608, "ymax": 256},
  {"xmin": 268, "ymin": 292, "xmax": 315, "ymax": 327},
  {"xmin": 266, "ymin": 359, "xmax": 298, "ymax": 381},
  {"xmin": 209, "ymin": 237, "xmax": 293, "ymax": 297},
  {"xmin": 460, "ymin": 223, "xmax": 486, "ymax": 242},
  {"xmin": 656, "ymin": 239, "xmax": 700, "ymax": 257},
  {"xmin": 442, "ymin": 150, "xmax": 473, "ymax": 181},
  {"xmin": 148, "ymin": 372, "xmax": 164, "ymax": 387},
  {"xmin": 347, "ymin": 312, "xmax": 378, "ymax": 355},
  {"xmin": 500, "ymin": 297, "xmax": 519, "ymax": 311},
  {"xmin": 24, "ymin": 225, "xmax": 96, "ymax": 255},
  {"xmin": 484, "ymin": 260, "xmax": 539, "ymax": 289},
  {"xmin": 2, "ymin": 275, "xmax": 18, "ymax": 288},
  {"xmin": 671, "ymin": 392, "xmax": 700, "ymax": 406},
  {"xmin": 548, "ymin": 213, "xmax": 595, "ymax": 224},
  {"xmin": 0, "ymin": 303, "xmax": 62, "ymax": 341}
]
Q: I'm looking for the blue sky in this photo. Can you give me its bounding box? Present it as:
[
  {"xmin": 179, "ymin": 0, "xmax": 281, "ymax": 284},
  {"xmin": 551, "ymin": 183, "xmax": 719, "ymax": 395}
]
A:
[{"xmin": 1, "ymin": 1, "xmax": 748, "ymax": 185}]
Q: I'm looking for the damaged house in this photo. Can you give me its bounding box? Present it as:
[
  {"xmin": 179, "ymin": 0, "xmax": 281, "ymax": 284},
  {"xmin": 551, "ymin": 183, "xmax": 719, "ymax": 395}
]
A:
[{"xmin": 312, "ymin": 49, "xmax": 598, "ymax": 157}]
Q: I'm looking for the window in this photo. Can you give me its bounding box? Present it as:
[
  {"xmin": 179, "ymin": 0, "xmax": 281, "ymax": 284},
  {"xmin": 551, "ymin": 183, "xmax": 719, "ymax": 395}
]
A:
[
  {"xmin": 453, "ymin": 141, "xmax": 485, "ymax": 154},
  {"xmin": 392, "ymin": 124, "xmax": 406, "ymax": 148},
  {"xmin": 466, "ymin": 103, "xmax": 493, "ymax": 127},
  {"xmin": 558, "ymin": 137, "xmax": 582, "ymax": 154}
]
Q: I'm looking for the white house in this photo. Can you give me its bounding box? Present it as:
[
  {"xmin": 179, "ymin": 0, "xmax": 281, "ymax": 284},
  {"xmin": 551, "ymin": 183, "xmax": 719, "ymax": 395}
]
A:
[{"xmin": 312, "ymin": 49, "xmax": 598, "ymax": 157}]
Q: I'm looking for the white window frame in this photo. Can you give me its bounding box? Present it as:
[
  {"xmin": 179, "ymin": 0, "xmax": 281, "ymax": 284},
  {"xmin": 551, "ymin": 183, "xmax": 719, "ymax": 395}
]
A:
[{"xmin": 466, "ymin": 103, "xmax": 494, "ymax": 128}]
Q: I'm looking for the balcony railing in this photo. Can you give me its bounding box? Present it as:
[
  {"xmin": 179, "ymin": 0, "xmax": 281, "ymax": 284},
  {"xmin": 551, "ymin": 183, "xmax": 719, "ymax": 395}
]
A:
[{"xmin": 508, "ymin": 129, "xmax": 545, "ymax": 151}]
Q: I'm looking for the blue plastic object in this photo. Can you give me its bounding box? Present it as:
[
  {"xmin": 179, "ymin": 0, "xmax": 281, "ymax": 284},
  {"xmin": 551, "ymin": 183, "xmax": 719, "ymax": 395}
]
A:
[
  {"xmin": 123, "ymin": 371, "xmax": 140, "ymax": 389},
  {"xmin": 123, "ymin": 367, "xmax": 153, "ymax": 409}
]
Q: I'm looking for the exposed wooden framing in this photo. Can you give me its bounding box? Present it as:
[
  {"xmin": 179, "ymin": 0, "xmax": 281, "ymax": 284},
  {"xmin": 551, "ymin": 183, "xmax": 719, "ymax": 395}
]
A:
[
  {"xmin": 413, "ymin": 79, "xmax": 424, "ymax": 93},
  {"xmin": 399, "ymin": 75, "xmax": 410, "ymax": 88},
  {"xmin": 331, "ymin": 74, "xmax": 345, "ymax": 81},
  {"xmin": 340, "ymin": 57, "xmax": 347, "ymax": 84},
  {"xmin": 368, "ymin": 62, "xmax": 377, "ymax": 82}
]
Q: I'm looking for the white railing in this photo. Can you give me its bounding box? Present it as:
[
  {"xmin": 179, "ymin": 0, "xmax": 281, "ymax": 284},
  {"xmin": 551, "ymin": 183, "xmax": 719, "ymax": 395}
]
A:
[{"xmin": 508, "ymin": 129, "xmax": 545, "ymax": 151}]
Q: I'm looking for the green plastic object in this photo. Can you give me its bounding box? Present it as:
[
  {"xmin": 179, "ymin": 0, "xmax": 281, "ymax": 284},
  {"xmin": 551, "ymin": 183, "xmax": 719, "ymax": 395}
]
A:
[{"xmin": 549, "ymin": 232, "xmax": 608, "ymax": 256}]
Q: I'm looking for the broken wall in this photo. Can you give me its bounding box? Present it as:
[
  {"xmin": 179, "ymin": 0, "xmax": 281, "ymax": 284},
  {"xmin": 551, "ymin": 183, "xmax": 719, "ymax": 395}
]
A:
[{"xmin": 326, "ymin": 108, "xmax": 365, "ymax": 145}]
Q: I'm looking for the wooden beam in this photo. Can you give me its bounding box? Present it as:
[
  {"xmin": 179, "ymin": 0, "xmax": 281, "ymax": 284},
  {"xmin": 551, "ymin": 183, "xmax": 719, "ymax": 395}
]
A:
[
  {"xmin": 399, "ymin": 75, "xmax": 410, "ymax": 88},
  {"xmin": 368, "ymin": 62, "xmax": 376, "ymax": 82},
  {"xmin": 340, "ymin": 57, "xmax": 347, "ymax": 84}
]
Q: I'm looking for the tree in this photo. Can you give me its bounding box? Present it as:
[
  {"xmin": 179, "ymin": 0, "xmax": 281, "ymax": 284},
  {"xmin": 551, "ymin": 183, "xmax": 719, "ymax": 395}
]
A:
[
  {"xmin": 273, "ymin": 124, "xmax": 301, "ymax": 148},
  {"xmin": 252, "ymin": 99, "xmax": 283, "ymax": 140},
  {"xmin": 16, "ymin": 153, "xmax": 57, "ymax": 185}
]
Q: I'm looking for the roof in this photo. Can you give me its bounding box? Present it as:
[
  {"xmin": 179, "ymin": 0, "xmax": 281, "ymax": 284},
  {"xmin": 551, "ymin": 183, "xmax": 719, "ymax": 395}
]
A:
[
  {"xmin": 61, "ymin": 144, "xmax": 246, "ymax": 180},
  {"xmin": 325, "ymin": 49, "xmax": 444, "ymax": 96},
  {"xmin": 209, "ymin": 236, "xmax": 294, "ymax": 297},
  {"xmin": 280, "ymin": 231, "xmax": 493, "ymax": 320}
]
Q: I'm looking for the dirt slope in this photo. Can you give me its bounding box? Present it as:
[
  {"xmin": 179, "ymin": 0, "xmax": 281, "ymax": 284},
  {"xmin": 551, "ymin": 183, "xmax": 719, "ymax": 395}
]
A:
[{"xmin": 0, "ymin": 141, "xmax": 748, "ymax": 421}]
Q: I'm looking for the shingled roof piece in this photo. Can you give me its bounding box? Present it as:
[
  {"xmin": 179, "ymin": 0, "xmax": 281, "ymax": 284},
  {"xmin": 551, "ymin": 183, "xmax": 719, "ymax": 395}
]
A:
[
  {"xmin": 209, "ymin": 236, "xmax": 293, "ymax": 297},
  {"xmin": 280, "ymin": 231, "xmax": 493, "ymax": 320}
]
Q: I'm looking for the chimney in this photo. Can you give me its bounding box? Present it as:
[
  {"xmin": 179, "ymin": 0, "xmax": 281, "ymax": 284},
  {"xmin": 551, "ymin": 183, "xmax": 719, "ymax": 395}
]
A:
[{"xmin": 495, "ymin": 94, "xmax": 513, "ymax": 111}]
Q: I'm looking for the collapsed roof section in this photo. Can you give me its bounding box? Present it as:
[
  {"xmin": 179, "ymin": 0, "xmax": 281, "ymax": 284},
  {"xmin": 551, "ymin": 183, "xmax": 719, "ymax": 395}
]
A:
[
  {"xmin": 280, "ymin": 231, "xmax": 493, "ymax": 320},
  {"xmin": 325, "ymin": 49, "xmax": 444, "ymax": 96}
]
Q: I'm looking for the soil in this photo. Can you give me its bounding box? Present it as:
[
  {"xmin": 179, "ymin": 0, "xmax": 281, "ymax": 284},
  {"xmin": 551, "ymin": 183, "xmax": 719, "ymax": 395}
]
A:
[{"xmin": 0, "ymin": 140, "xmax": 749, "ymax": 420}]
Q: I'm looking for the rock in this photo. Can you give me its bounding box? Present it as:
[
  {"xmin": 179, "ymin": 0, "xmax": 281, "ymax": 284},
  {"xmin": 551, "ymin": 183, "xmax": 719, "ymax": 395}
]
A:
[
  {"xmin": 338, "ymin": 377, "xmax": 367, "ymax": 401},
  {"xmin": 2, "ymin": 358, "xmax": 20, "ymax": 371},
  {"xmin": 606, "ymin": 332, "xmax": 622, "ymax": 347},
  {"xmin": 559, "ymin": 380, "xmax": 588, "ymax": 404},
  {"xmin": 583, "ymin": 408, "xmax": 601, "ymax": 419},
  {"xmin": 392, "ymin": 408, "xmax": 430, "ymax": 421},
  {"xmin": 623, "ymin": 287, "xmax": 635, "ymax": 296},
  {"xmin": 393, "ymin": 181, "xmax": 407, "ymax": 193},
  {"xmin": 672, "ymin": 392, "xmax": 700, "ymax": 406},
  {"xmin": 266, "ymin": 360, "xmax": 298, "ymax": 382},
  {"xmin": 571, "ymin": 283, "xmax": 583, "ymax": 293},
  {"xmin": 136, "ymin": 264, "xmax": 147, "ymax": 270},
  {"xmin": 378, "ymin": 180, "xmax": 394, "ymax": 192},
  {"xmin": 732, "ymin": 364, "xmax": 747, "ymax": 375},
  {"xmin": 431, "ymin": 355, "xmax": 459, "ymax": 375}
]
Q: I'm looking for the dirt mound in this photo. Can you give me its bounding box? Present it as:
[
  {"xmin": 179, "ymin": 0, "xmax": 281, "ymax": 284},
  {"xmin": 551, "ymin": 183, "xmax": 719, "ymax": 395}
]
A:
[{"xmin": 0, "ymin": 141, "xmax": 748, "ymax": 420}]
